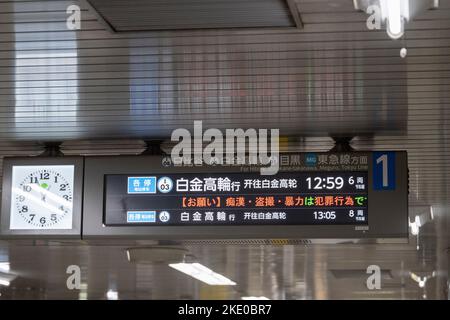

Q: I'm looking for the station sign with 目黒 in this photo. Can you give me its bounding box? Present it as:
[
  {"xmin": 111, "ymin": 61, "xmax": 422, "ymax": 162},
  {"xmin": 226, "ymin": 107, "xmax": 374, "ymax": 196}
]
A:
[{"xmin": 81, "ymin": 152, "xmax": 408, "ymax": 241}]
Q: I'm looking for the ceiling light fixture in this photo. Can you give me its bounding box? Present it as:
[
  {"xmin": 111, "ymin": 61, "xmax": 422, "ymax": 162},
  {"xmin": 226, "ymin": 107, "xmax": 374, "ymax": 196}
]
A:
[
  {"xmin": 410, "ymin": 271, "xmax": 436, "ymax": 289},
  {"xmin": 106, "ymin": 289, "xmax": 118, "ymax": 300},
  {"xmin": 409, "ymin": 215, "xmax": 421, "ymax": 236},
  {"xmin": 0, "ymin": 262, "xmax": 10, "ymax": 272},
  {"xmin": 0, "ymin": 278, "xmax": 10, "ymax": 287},
  {"xmin": 169, "ymin": 263, "xmax": 236, "ymax": 286},
  {"xmin": 355, "ymin": 0, "xmax": 439, "ymax": 40},
  {"xmin": 380, "ymin": 0, "xmax": 409, "ymax": 39}
]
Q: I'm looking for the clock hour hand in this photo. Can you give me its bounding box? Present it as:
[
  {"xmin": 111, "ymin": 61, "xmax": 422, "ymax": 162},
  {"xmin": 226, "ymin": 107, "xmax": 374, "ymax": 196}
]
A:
[{"xmin": 38, "ymin": 183, "xmax": 50, "ymax": 202}]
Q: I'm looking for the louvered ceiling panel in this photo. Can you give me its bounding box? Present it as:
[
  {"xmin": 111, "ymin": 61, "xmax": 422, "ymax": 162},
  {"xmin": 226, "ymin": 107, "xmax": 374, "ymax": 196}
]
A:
[
  {"xmin": 0, "ymin": 0, "xmax": 448, "ymax": 199},
  {"xmin": 87, "ymin": 0, "xmax": 296, "ymax": 31}
]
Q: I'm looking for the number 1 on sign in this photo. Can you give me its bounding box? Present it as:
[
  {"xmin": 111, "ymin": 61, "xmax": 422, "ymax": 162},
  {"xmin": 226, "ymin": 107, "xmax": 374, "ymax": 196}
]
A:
[{"xmin": 376, "ymin": 154, "xmax": 388, "ymax": 187}]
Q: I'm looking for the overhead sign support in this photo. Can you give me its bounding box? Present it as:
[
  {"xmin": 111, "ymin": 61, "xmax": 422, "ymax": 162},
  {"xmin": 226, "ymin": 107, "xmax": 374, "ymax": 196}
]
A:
[{"xmin": 0, "ymin": 152, "xmax": 408, "ymax": 242}]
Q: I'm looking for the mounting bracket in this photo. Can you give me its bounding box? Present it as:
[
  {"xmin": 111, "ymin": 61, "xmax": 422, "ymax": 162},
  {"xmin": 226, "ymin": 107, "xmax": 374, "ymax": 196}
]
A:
[
  {"xmin": 329, "ymin": 137, "xmax": 355, "ymax": 152},
  {"xmin": 38, "ymin": 142, "xmax": 64, "ymax": 157},
  {"xmin": 141, "ymin": 140, "xmax": 166, "ymax": 156}
]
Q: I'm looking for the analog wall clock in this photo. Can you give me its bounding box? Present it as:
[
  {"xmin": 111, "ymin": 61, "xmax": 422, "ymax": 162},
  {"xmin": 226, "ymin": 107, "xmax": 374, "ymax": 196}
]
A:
[
  {"xmin": 0, "ymin": 157, "xmax": 83, "ymax": 238},
  {"xmin": 10, "ymin": 165, "xmax": 74, "ymax": 230}
]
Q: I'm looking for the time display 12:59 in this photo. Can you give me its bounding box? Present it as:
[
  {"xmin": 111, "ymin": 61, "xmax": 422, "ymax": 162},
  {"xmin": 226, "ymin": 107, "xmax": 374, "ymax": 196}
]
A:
[{"xmin": 306, "ymin": 176, "xmax": 349, "ymax": 190}]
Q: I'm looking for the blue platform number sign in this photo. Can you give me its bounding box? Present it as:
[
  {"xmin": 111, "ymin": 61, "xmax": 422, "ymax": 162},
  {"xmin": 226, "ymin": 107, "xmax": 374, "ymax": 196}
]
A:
[
  {"xmin": 128, "ymin": 176, "xmax": 156, "ymax": 194},
  {"xmin": 373, "ymin": 152, "xmax": 396, "ymax": 190}
]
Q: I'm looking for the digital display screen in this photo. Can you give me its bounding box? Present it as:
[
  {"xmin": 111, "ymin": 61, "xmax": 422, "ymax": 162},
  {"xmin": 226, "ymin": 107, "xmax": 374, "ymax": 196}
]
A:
[{"xmin": 104, "ymin": 172, "xmax": 368, "ymax": 226}]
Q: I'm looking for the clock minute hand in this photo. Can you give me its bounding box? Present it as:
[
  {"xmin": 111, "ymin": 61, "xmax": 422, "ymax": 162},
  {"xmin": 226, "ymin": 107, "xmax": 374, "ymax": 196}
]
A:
[{"xmin": 29, "ymin": 184, "xmax": 72, "ymax": 208}]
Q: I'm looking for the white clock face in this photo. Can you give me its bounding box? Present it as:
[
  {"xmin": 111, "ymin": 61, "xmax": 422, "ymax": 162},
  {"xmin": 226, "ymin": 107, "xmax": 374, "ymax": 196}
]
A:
[{"xmin": 9, "ymin": 165, "xmax": 75, "ymax": 230}]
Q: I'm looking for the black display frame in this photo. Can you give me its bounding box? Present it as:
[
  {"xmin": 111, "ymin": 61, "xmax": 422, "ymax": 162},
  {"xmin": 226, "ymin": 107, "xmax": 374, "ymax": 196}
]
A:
[{"xmin": 82, "ymin": 152, "xmax": 408, "ymax": 242}]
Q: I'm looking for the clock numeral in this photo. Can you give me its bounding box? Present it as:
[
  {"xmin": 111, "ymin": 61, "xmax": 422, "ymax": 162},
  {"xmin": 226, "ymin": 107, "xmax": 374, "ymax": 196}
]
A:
[
  {"xmin": 60, "ymin": 184, "xmax": 68, "ymax": 191},
  {"xmin": 18, "ymin": 195, "xmax": 25, "ymax": 202},
  {"xmin": 39, "ymin": 217, "xmax": 46, "ymax": 225},
  {"xmin": 23, "ymin": 185, "xmax": 31, "ymax": 192},
  {"xmin": 62, "ymin": 195, "xmax": 70, "ymax": 201},
  {"xmin": 40, "ymin": 172, "xmax": 50, "ymax": 180},
  {"xmin": 29, "ymin": 176, "xmax": 38, "ymax": 184},
  {"xmin": 50, "ymin": 214, "xmax": 57, "ymax": 221},
  {"xmin": 59, "ymin": 205, "xmax": 65, "ymax": 211},
  {"xmin": 54, "ymin": 175, "xmax": 58, "ymax": 183},
  {"xmin": 29, "ymin": 214, "xmax": 35, "ymax": 221},
  {"xmin": 20, "ymin": 205, "xmax": 28, "ymax": 213}
]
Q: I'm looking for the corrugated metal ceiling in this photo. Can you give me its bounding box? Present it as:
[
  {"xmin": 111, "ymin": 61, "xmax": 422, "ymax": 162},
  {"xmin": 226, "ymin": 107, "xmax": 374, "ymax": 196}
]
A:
[{"xmin": 0, "ymin": 0, "xmax": 448, "ymax": 299}]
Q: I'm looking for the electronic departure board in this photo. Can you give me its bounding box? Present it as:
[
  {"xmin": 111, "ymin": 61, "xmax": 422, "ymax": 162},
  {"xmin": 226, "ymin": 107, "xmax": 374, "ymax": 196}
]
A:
[
  {"xmin": 104, "ymin": 172, "xmax": 368, "ymax": 226},
  {"xmin": 81, "ymin": 152, "xmax": 408, "ymax": 241}
]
